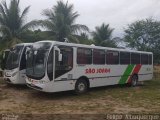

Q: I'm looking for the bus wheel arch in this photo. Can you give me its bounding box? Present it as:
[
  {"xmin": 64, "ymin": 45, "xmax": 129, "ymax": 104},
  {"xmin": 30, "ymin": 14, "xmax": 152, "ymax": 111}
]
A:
[{"xmin": 75, "ymin": 76, "xmax": 90, "ymax": 94}]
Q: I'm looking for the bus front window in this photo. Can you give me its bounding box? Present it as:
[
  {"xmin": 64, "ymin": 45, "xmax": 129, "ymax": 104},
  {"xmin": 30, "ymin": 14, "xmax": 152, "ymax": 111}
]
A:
[
  {"xmin": 1, "ymin": 50, "xmax": 10, "ymax": 70},
  {"xmin": 6, "ymin": 45, "xmax": 23, "ymax": 70},
  {"xmin": 26, "ymin": 42, "xmax": 52, "ymax": 79}
]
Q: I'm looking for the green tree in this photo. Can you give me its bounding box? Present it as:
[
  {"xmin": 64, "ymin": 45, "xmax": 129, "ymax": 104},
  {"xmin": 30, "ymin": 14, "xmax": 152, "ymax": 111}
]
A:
[
  {"xmin": 76, "ymin": 33, "xmax": 94, "ymax": 45},
  {"xmin": 124, "ymin": 18, "xmax": 160, "ymax": 63},
  {"xmin": 22, "ymin": 30, "xmax": 55, "ymax": 43},
  {"xmin": 40, "ymin": 1, "xmax": 89, "ymax": 43},
  {"xmin": 0, "ymin": 0, "xmax": 38, "ymax": 48},
  {"xmin": 92, "ymin": 23, "xmax": 117, "ymax": 47}
]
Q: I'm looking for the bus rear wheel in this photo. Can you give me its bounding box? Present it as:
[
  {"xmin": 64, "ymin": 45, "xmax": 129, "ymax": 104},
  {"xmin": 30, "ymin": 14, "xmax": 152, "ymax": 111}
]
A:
[
  {"xmin": 130, "ymin": 75, "xmax": 138, "ymax": 87},
  {"xmin": 75, "ymin": 79, "xmax": 88, "ymax": 94}
]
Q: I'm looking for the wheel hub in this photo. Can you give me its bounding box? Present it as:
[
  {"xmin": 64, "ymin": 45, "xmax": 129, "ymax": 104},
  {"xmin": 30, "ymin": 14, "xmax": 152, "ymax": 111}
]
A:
[{"xmin": 78, "ymin": 83, "xmax": 85, "ymax": 92}]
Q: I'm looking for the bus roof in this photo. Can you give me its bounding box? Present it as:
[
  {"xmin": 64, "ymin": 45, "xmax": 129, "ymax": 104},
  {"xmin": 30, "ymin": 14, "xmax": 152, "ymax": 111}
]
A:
[
  {"xmin": 15, "ymin": 43, "xmax": 33, "ymax": 46},
  {"xmin": 35, "ymin": 40, "xmax": 153, "ymax": 54}
]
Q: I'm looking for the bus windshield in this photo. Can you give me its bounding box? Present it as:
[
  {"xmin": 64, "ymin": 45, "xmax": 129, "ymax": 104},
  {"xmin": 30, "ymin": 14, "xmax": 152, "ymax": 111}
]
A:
[
  {"xmin": 6, "ymin": 45, "xmax": 24, "ymax": 70},
  {"xmin": 26, "ymin": 42, "xmax": 52, "ymax": 79},
  {"xmin": 1, "ymin": 50, "xmax": 10, "ymax": 70}
]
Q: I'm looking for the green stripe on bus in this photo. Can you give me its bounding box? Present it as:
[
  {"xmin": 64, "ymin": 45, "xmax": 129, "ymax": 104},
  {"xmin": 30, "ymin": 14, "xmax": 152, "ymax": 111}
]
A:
[{"xmin": 118, "ymin": 64, "xmax": 135, "ymax": 84}]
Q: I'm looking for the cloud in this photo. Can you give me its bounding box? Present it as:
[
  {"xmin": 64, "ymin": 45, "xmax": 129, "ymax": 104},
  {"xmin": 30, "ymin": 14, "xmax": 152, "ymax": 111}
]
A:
[{"xmin": 6, "ymin": 0, "xmax": 160, "ymax": 37}]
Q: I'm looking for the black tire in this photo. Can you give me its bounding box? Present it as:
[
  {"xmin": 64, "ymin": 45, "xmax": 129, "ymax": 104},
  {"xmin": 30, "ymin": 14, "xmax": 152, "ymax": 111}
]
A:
[
  {"xmin": 75, "ymin": 79, "xmax": 88, "ymax": 94},
  {"xmin": 130, "ymin": 75, "xmax": 138, "ymax": 87}
]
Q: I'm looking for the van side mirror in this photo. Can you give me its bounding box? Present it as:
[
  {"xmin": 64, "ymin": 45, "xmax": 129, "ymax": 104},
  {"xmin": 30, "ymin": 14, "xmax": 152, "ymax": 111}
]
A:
[
  {"xmin": 54, "ymin": 46, "xmax": 62, "ymax": 61},
  {"xmin": 2, "ymin": 52, "xmax": 5, "ymax": 59},
  {"xmin": 58, "ymin": 54, "xmax": 62, "ymax": 61},
  {"xmin": 25, "ymin": 47, "xmax": 31, "ymax": 60}
]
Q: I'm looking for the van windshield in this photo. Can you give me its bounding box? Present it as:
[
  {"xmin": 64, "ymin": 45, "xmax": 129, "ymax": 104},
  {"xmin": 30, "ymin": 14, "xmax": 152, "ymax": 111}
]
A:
[{"xmin": 26, "ymin": 42, "xmax": 52, "ymax": 79}]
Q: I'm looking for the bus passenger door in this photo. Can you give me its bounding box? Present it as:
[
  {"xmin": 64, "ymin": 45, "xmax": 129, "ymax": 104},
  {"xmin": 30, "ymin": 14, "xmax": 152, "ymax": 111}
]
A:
[
  {"xmin": 54, "ymin": 46, "xmax": 73, "ymax": 80},
  {"xmin": 19, "ymin": 47, "xmax": 27, "ymax": 83}
]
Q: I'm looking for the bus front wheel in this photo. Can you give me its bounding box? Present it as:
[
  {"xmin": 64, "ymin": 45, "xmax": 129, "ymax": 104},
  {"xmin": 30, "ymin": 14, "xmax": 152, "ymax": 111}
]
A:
[
  {"xmin": 130, "ymin": 75, "xmax": 138, "ymax": 87},
  {"xmin": 75, "ymin": 79, "xmax": 88, "ymax": 94}
]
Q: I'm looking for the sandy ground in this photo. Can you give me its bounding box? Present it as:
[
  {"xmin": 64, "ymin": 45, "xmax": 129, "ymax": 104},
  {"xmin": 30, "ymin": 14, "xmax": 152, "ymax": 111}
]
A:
[{"xmin": 0, "ymin": 78, "xmax": 160, "ymax": 120}]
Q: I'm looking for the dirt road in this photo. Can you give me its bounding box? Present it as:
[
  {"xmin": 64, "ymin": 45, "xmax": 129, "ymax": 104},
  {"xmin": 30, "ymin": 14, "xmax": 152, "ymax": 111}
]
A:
[{"xmin": 0, "ymin": 78, "xmax": 160, "ymax": 119}]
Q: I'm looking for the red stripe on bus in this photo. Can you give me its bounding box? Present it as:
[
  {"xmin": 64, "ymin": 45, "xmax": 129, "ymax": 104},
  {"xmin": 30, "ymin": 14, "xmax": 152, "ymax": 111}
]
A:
[{"xmin": 127, "ymin": 64, "xmax": 142, "ymax": 83}]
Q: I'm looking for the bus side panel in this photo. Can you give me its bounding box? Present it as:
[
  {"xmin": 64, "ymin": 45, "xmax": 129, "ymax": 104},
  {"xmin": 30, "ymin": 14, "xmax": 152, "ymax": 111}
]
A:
[
  {"xmin": 55, "ymin": 65, "xmax": 138, "ymax": 88},
  {"xmin": 56, "ymin": 65, "xmax": 129, "ymax": 88},
  {"xmin": 53, "ymin": 64, "xmax": 153, "ymax": 91},
  {"xmin": 43, "ymin": 80, "xmax": 75, "ymax": 93},
  {"xmin": 89, "ymin": 76, "xmax": 121, "ymax": 88},
  {"xmin": 139, "ymin": 74, "xmax": 153, "ymax": 81},
  {"xmin": 138, "ymin": 65, "xmax": 153, "ymax": 81}
]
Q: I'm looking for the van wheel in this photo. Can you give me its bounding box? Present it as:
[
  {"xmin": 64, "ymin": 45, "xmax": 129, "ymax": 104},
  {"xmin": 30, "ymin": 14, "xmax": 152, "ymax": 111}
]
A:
[
  {"xmin": 131, "ymin": 75, "xmax": 138, "ymax": 87},
  {"xmin": 75, "ymin": 79, "xmax": 88, "ymax": 94}
]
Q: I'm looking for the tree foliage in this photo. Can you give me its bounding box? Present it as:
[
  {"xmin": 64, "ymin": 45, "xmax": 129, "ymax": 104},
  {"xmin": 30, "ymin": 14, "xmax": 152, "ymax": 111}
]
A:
[
  {"xmin": 0, "ymin": 0, "xmax": 38, "ymax": 48},
  {"xmin": 21, "ymin": 29, "xmax": 55, "ymax": 43},
  {"xmin": 76, "ymin": 33, "xmax": 94, "ymax": 45},
  {"xmin": 92, "ymin": 23, "xmax": 117, "ymax": 47},
  {"xmin": 40, "ymin": 1, "xmax": 89, "ymax": 43},
  {"xmin": 124, "ymin": 18, "xmax": 160, "ymax": 63}
]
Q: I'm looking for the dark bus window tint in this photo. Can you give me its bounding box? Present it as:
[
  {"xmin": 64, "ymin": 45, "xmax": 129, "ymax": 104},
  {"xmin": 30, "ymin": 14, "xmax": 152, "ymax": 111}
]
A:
[
  {"xmin": 141, "ymin": 54, "xmax": 148, "ymax": 64},
  {"xmin": 93, "ymin": 49, "xmax": 105, "ymax": 64},
  {"xmin": 131, "ymin": 53, "xmax": 140, "ymax": 64},
  {"xmin": 20, "ymin": 47, "xmax": 26, "ymax": 70},
  {"xmin": 77, "ymin": 48, "xmax": 92, "ymax": 64},
  {"xmin": 1, "ymin": 50, "xmax": 10, "ymax": 70},
  {"xmin": 106, "ymin": 51, "xmax": 119, "ymax": 64},
  {"xmin": 120, "ymin": 52, "xmax": 130, "ymax": 64},
  {"xmin": 47, "ymin": 48, "xmax": 53, "ymax": 81},
  {"xmin": 148, "ymin": 54, "xmax": 152, "ymax": 65}
]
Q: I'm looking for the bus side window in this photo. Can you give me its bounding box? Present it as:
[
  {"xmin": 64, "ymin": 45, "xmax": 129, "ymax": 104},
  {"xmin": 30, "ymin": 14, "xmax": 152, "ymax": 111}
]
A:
[
  {"xmin": 148, "ymin": 54, "xmax": 152, "ymax": 65},
  {"xmin": 93, "ymin": 49, "xmax": 105, "ymax": 64},
  {"xmin": 120, "ymin": 52, "xmax": 130, "ymax": 64},
  {"xmin": 77, "ymin": 48, "xmax": 92, "ymax": 64},
  {"xmin": 141, "ymin": 54, "xmax": 148, "ymax": 64},
  {"xmin": 20, "ymin": 48, "xmax": 26, "ymax": 70},
  {"xmin": 131, "ymin": 53, "xmax": 140, "ymax": 64},
  {"xmin": 106, "ymin": 51, "xmax": 119, "ymax": 64}
]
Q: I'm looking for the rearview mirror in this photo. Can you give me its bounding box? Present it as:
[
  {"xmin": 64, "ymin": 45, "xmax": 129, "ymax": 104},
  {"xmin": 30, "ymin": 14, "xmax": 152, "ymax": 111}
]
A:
[
  {"xmin": 58, "ymin": 53, "xmax": 62, "ymax": 61},
  {"xmin": 25, "ymin": 47, "xmax": 32, "ymax": 60},
  {"xmin": 2, "ymin": 52, "xmax": 5, "ymax": 59},
  {"xmin": 25, "ymin": 47, "xmax": 31, "ymax": 54},
  {"xmin": 34, "ymin": 51, "xmax": 37, "ymax": 55},
  {"xmin": 54, "ymin": 46, "xmax": 62, "ymax": 61}
]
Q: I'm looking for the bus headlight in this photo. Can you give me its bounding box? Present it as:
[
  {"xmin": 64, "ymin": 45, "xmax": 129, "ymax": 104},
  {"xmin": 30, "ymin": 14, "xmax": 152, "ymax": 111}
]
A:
[
  {"xmin": 39, "ymin": 80, "xmax": 46, "ymax": 84},
  {"xmin": 12, "ymin": 72, "xmax": 18, "ymax": 77}
]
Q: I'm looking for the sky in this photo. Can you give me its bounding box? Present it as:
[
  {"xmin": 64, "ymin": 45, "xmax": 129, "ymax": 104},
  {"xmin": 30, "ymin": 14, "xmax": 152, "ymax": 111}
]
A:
[{"xmin": 6, "ymin": 0, "xmax": 160, "ymax": 37}]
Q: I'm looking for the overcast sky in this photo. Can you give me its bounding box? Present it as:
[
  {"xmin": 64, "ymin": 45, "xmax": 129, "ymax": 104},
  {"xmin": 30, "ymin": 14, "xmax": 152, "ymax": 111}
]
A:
[{"xmin": 6, "ymin": 0, "xmax": 160, "ymax": 37}]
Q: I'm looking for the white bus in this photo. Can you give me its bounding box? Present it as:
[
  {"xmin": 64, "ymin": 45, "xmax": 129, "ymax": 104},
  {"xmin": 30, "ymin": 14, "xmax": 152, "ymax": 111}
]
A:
[
  {"xmin": 4, "ymin": 43, "xmax": 32, "ymax": 84},
  {"xmin": 26, "ymin": 41, "xmax": 153, "ymax": 94}
]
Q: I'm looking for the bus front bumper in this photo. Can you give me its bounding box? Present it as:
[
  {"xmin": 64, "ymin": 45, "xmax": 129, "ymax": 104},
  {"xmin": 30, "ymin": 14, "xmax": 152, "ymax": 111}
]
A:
[
  {"xmin": 3, "ymin": 69, "xmax": 20, "ymax": 84},
  {"xmin": 27, "ymin": 83, "xmax": 43, "ymax": 91},
  {"xmin": 26, "ymin": 78, "xmax": 47, "ymax": 92}
]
